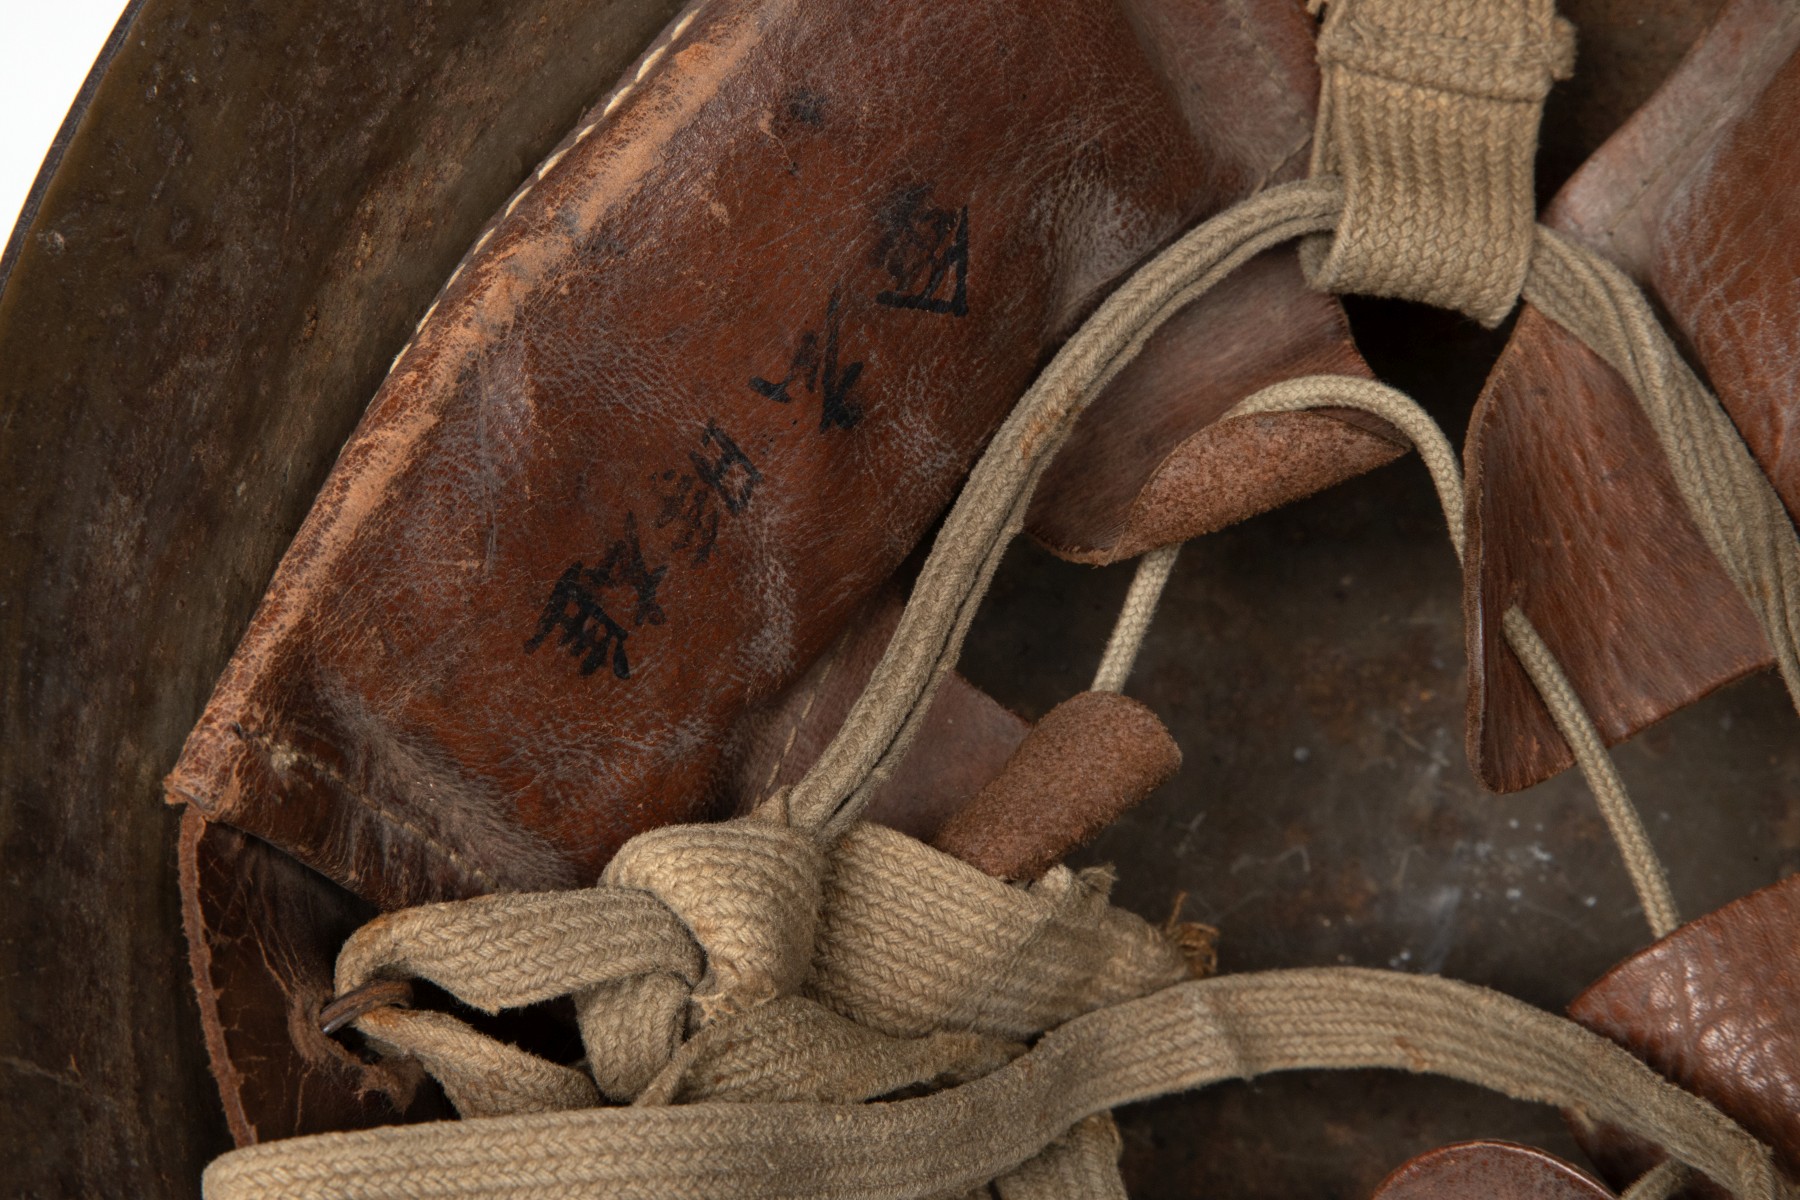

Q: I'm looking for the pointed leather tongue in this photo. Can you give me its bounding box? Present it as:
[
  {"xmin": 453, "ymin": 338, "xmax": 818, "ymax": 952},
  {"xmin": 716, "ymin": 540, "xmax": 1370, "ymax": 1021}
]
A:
[
  {"xmin": 1465, "ymin": 0, "xmax": 1800, "ymax": 790},
  {"xmin": 1029, "ymin": 248, "xmax": 1401, "ymax": 565}
]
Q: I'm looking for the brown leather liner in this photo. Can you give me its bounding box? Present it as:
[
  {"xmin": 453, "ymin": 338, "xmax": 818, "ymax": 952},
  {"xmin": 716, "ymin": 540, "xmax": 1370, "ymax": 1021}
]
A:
[
  {"xmin": 730, "ymin": 593, "xmax": 1030, "ymax": 842},
  {"xmin": 167, "ymin": 0, "xmax": 1416, "ymax": 1151},
  {"xmin": 1370, "ymin": 1141, "xmax": 1614, "ymax": 1200},
  {"xmin": 185, "ymin": 587, "xmax": 1033, "ymax": 1145},
  {"xmin": 166, "ymin": 0, "xmax": 1385, "ymax": 915},
  {"xmin": 1463, "ymin": 307, "xmax": 1771, "ymax": 792},
  {"xmin": 1567, "ymin": 874, "xmax": 1800, "ymax": 1197},
  {"xmin": 180, "ymin": 812, "xmax": 447, "ymax": 1145},
  {"xmin": 1464, "ymin": 0, "xmax": 1800, "ymax": 790},
  {"xmin": 1029, "ymin": 245, "xmax": 1401, "ymax": 567},
  {"xmin": 183, "ymin": 630, "xmax": 1146, "ymax": 1144}
]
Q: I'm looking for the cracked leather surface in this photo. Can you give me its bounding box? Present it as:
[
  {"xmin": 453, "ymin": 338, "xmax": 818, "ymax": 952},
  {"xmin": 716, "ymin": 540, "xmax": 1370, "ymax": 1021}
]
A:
[
  {"xmin": 164, "ymin": 0, "xmax": 1416, "ymax": 1150},
  {"xmin": 934, "ymin": 690, "xmax": 1182, "ymax": 882},
  {"xmin": 166, "ymin": 0, "xmax": 1383, "ymax": 913},
  {"xmin": 1568, "ymin": 874, "xmax": 1800, "ymax": 1194},
  {"xmin": 1465, "ymin": 0, "xmax": 1800, "ymax": 791}
]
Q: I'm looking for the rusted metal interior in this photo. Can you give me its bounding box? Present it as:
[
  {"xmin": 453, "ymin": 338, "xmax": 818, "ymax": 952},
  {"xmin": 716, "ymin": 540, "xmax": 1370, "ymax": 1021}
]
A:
[{"xmin": 5, "ymin": 1, "xmax": 1794, "ymax": 1196}]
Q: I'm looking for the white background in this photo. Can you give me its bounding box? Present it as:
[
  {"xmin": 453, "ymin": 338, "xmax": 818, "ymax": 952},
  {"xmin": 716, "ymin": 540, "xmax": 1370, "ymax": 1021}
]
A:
[{"xmin": 1, "ymin": 1, "xmax": 131, "ymax": 241}]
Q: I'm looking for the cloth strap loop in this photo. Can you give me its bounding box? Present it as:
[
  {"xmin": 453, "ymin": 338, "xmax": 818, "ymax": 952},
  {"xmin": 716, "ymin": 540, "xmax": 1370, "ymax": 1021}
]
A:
[
  {"xmin": 1304, "ymin": 0, "xmax": 1575, "ymax": 324},
  {"xmin": 1315, "ymin": 0, "xmax": 1576, "ymax": 102}
]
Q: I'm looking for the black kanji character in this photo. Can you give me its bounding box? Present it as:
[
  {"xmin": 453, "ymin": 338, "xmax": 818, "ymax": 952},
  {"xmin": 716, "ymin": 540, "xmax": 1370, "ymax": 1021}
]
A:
[
  {"xmin": 747, "ymin": 291, "xmax": 864, "ymax": 432},
  {"xmin": 873, "ymin": 186, "xmax": 968, "ymax": 317},
  {"xmin": 815, "ymin": 293, "xmax": 863, "ymax": 431},
  {"xmin": 589, "ymin": 511, "xmax": 666, "ymax": 628},
  {"xmin": 748, "ymin": 330, "xmax": 817, "ymax": 406},
  {"xmin": 689, "ymin": 420, "xmax": 762, "ymax": 514},
  {"xmin": 653, "ymin": 468, "xmax": 721, "ymax": 566},
  {"xmin": 524, "ymin": 563, "xmax": 632, "ymax": 679}
]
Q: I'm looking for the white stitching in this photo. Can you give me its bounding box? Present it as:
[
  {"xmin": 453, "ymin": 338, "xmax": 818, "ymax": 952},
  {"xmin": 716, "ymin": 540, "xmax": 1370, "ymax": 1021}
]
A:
[
  {"xmin": 380, "ymin": 4, "xmax": 708, "ymax": 377},
  {"xmin": 634, "ymin": 45, "xmax": 667, "ymax": 82}
]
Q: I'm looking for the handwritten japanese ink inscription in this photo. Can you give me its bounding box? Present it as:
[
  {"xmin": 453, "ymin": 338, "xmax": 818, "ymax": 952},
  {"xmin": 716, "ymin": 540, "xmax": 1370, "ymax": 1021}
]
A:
[
  {"xmin": 525, "ymin": 562, "xmax": 635, "ymax": 679},
  {"xmin": 530, "ymin": 422, "xmax": 761, "ymax": 680},
  {"xmin": 589, "ymin": 511, "xmax": 667, "ymax": 628},
  {"xmin": 654, "ymin": 419, "xmax": 763, "ymax": 566},
  {"xmin": 749, "ymin": 290, "xmax": 865, "ymax": 432},
  {"xmin": 534, "ymin": 187, "xmax": 970, "ymax": 682},
  {"xmin": 873, "ymin": 186, "xmax": 969, "ymax": 317},
  {"xmin": 653, "ymin": 470, "xmax": 719, "ymax": 566},
  {"xmin": 690, "ymin": 420, "xmax": 762, "ymax": 513}
]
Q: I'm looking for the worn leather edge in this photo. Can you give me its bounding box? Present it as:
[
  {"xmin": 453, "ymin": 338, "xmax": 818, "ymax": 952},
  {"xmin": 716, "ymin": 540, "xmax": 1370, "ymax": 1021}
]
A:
[
  {"xmin": 1029, "ymin": 249, "xmax": 1404, "ymax": 566},
  {"xmin": 933, "ymin": 690, "xmax": 1181, "ymax": 882},
  {"xmin": 181, "ymin": 808, "xmax": 447, "ymax": 1147},
  {"xmin": 1565, "ymin": 874, "xmax": 1800, "ymax": 1191},
  {"xmin": 180, "ymin": 811, "xmax": 255, "ymax": 1147},
  {"xmin": 1370, "ymin": 1140, "xmax": 1616, "ymax": 1200},
  {"xmin": 1462, "ymin": 306, "xmax": 1772, "ymax": 792}
]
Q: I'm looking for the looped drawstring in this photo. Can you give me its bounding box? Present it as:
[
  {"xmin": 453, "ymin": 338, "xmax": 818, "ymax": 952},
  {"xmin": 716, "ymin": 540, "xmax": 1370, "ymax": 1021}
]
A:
[
  {"xmin": 203, "ymin": 175, "xmax": 1800, "ymax": 1200},
  {"xmin": 212, "ymin": 821, "xmax": 1195, "ymax": 1197},
  {"xmin": 207, "ymin": 967, "xmax": 1789, "ymax": 1200},
  {"xmin": 202, "ymin": 0, "xmax": 1800, "ymax": 1191},
  {"xmin": 784, "ymin": 178, "xmax": 1348, "ymax": 841},
  {"xmin": 1217, "ymin": 374, "xmax": 1681, "ymax": 938}
]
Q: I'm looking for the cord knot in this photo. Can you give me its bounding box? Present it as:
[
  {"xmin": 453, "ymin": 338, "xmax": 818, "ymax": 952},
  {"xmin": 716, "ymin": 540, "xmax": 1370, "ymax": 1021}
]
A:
[
  {"xmin": 318, "ymin": 818, "xmax": 1198, "ymax": 1188},
  {"xmin": 602, "ymin": 809, "xmax": 823, "ymax": 1023}
]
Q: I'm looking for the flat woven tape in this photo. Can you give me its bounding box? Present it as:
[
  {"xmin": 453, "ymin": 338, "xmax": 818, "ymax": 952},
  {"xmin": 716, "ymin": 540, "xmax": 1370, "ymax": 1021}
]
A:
[{"xmin": 1304, "ymin": 0, "xmax": 1575, "ymax": 324}]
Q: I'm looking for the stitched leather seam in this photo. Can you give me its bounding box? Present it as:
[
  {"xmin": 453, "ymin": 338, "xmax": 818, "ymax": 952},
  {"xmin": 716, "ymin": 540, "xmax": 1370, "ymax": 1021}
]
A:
[
  {"xmin": 758, "ymin": 632, "xmax": 846, "ymax": 805},
  {"xmin": 383, "ymin": 3, "xmax": 710, "ymax": 377},
  {"xmin": 234, "ymin": 725, "xmax": 506, "ymax": 894}
]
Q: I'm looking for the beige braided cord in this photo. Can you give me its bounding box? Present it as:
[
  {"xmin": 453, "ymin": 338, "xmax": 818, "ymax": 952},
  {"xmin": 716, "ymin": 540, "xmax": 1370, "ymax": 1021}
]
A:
[
  {"xmin": 1524, "ymin": 227, "xmax": 1800, "ymax": 718},
  {"xmin": 199, "ymin": 2, "xmax": 1800, "ymax": 1190},
  {"xmin": 357, "ymin": 1008, "xmax": 601, "ymax": 1118},
  {"xmin": 1092, "ymin": 544, "xmax": 1181, "ymax": 694},
  {"xmin": 1226, "ymin": 376, "xmax": 1680, "ymax": 937},
  {"xmin": 1622, "ymin": 1160, "xmax": 1698, "ymax": 1200},
  {"xmin": 203, "ymin": 968, "xmax": 1785, "ymax": 1200},
  {"xmin": 1227, "ymin": 376, "xmax": 1467, "ymax": 559},
  {"xmin": 206, "ymin": 171, "xmax": 1800, "ymax": 1200},
  {"xmin": 334, "ymin": 886, "xmax": 702, "ymax": 1013},
  {"xmin": 1500, "ymin": 608, "xmax": 1680, "ymax": 936},
  {"xmin": 994, "ymin": 1115, "xmax": 1129, "ymax": 1200},
  {"xmin": 787, "ymin": 177, "xmax": 1347, "ymax": 838}
]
